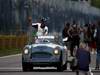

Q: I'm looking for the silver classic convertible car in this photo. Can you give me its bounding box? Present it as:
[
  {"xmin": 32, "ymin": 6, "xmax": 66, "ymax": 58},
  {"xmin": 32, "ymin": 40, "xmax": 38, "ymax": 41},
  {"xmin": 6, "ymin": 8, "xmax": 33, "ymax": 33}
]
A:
[{"xmin": 22, "ymin": 35, "xmax": 68, "ymax": 71}]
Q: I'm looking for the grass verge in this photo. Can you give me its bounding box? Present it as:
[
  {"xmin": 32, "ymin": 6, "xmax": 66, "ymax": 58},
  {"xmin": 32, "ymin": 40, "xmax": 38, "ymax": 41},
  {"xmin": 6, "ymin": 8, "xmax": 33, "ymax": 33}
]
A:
[{"xmin": 0, "ymin": 48, "xmax": 22, "ymax": 57}]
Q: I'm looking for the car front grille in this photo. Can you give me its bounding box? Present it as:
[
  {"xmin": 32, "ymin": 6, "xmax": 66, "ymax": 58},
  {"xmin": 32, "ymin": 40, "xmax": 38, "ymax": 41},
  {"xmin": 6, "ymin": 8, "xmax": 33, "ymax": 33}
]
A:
[{"xmin": 31, "ymin": 52, "xmax": 52, "ymax": 59}]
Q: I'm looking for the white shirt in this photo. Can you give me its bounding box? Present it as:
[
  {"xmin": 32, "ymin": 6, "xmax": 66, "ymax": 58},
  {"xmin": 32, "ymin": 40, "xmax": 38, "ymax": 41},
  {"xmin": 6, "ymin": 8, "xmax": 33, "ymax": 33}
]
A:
[{"xmin": 32, "ymin": 23, "xmax": 48, "ymax": 36}]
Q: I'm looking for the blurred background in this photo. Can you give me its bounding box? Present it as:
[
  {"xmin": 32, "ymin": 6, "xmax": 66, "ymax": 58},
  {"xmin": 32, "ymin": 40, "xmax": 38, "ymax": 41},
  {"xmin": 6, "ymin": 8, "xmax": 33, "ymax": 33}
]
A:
[{"xmin": 0, "ymin": 0, "xmax": 100, "ymax": 56}]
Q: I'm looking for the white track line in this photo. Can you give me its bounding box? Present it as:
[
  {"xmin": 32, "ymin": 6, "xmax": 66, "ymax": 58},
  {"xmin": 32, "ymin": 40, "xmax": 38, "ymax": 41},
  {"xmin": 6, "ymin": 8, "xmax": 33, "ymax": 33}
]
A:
[
  {"xmin": 0, "ymin": 67, "xmax": 97, "ymax": 70},
  {"xmin": 0, "ymin": 54, "xmax": 21, "ymax": 59},
  {"xmin": 0, "ymin": 67, "xmax": 22, "ymax": 70}
]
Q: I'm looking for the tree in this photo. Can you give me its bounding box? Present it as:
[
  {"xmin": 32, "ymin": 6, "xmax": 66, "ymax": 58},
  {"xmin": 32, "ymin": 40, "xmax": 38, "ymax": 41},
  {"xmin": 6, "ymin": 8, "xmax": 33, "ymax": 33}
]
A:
[{"xmin": 91, "ymin": 0, "xmax": 100, "ymax": 8}]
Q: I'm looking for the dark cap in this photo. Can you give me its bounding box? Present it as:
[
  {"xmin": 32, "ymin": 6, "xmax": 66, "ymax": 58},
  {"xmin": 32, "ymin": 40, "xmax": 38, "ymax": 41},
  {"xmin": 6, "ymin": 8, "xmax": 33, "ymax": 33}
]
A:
[{"xmin": 40, "ymin": 18, "xmax": 47, "ymax": 22}]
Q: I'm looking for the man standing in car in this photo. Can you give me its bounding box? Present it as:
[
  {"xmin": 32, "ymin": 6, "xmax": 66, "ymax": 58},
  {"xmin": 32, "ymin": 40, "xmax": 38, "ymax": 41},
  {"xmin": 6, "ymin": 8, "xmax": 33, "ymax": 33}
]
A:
[
  {"xmin": 40, "ymin": 18, "xmax": 48, "ymax": 36},
  {"xmin": 36, "ymin": 18, "xmax": 48, "ymax": 36}
]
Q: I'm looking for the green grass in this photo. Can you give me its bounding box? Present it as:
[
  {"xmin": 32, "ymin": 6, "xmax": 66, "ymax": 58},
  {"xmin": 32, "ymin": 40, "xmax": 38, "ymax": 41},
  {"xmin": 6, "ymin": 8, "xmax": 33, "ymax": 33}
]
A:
[{"xmin": 0, "ymin": 48, "xmax": 22, "ymax": 57}]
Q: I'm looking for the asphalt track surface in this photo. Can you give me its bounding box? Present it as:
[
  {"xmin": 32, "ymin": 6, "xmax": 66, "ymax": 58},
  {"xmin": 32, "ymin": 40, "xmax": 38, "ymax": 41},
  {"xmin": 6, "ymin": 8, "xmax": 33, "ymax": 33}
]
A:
[{"xmin": 0, "ymin": 53, "xmax": 100, "ymax": 75}]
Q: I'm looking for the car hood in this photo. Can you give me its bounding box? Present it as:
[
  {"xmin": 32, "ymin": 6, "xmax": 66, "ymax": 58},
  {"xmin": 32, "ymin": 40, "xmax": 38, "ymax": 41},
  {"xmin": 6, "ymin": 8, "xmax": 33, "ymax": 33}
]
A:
[{"xmin": 31, "ymin": 43, "xmax": 63, "ymax": 49}]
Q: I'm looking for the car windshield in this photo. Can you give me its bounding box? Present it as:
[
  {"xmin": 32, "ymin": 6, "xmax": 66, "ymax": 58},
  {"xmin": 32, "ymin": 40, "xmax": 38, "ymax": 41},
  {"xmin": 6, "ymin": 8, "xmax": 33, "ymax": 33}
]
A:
[
  {"xmin": 35, "ymin": 36, "xmax": 62, "ymax": 44},
  {"xmin": 35, "ymin": 39, "xmax": 48, "ymax": 43},
  {"xmin": 35, "ymin": 38, "xmax": 54, "ymax": 44}
]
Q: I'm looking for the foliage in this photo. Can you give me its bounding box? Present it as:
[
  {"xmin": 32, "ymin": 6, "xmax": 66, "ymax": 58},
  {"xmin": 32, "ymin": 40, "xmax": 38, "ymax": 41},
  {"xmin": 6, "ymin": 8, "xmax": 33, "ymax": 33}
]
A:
[
  {"xmin": 0, "ymin": 48, "xmax": 21, "ymax": 57},
  {"xmin": 0, "ymin": 35, "xmax": 28, "ymax": 56},
  {"xmin": 91, "ymin": 0, "xmax": 100, "ymax": 8}
]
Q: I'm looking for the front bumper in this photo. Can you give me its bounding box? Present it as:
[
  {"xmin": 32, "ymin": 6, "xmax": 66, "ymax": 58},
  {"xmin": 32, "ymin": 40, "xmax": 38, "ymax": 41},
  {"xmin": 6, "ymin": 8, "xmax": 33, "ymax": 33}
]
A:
[
  {"xmin": 22, "ymin": 62, "xmax": 61, "ymax": 67},
  {"xmin": 22, "ymin": 55, "xmax": 61, "ymax": 67}
]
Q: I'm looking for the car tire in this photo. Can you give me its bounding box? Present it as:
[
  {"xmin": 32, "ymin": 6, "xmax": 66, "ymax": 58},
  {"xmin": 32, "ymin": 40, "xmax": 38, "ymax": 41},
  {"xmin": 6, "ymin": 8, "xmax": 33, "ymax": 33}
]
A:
[
  {"xmin": 57, "ymin": 65, "xmax": 63, "ymax": 72},
  {"xmin": 22, "ymin": 63, "xmax": 33, "ymax": 72},
  {"xmin": 22, "ymin": 64, "xmax": 28, "ymax": 72},
  {"xmin": 57, "ymin": 61, "xmax": 64, "ymax": 72},
  {"xmin": 57, "ymin": 51, "xmax": 63, "ymax": 72}
]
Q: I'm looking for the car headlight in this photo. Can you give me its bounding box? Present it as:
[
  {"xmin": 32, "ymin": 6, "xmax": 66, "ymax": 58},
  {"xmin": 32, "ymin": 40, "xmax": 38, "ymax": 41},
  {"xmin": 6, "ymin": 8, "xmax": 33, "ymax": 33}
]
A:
[
  {"xmin": 54, "ymin": 49, "xmax": 59, "ymax": 55},
  {"xmin": 24, "ymin": 49, "xmax": 29, "ymax": 54}
]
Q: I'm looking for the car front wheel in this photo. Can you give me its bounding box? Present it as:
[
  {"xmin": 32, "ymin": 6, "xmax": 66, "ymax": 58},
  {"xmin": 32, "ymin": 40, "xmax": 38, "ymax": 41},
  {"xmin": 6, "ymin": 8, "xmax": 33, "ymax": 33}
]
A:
[
  {"xmin": 22, "ymin": 63, "xmax": 33, "ymax": 72},
  {"xmin": 57, "ymin": 64, "xmax": 63, "ymax": 72},
  {"xmin": 56, "ymin": 61, "xmax": 63, "ymax": 72},
  {"xmin": 57, "ymin": 66, "xmax": 63, "ymax": 72}
]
